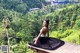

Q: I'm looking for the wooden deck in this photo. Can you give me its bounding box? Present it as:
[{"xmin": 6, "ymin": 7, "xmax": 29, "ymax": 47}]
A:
[
  {"xmin": 50, "ymin": 42, "xmax": 80, "ymax": 53},
  {"xmin": 27, "ymin": 42, "xmax": 80, "ymax": 53}
]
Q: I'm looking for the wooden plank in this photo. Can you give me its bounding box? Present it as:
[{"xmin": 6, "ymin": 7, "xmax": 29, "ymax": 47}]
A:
[
  {"xmin": 27, "ymin": 42, "xmax": 80, "ymax": 53},
  {"xmin": 27, "ymin": 44, "xmax": 50, "ymax": 53},
  {"xmin": 50, "ymin": 42, "xmax": 80, "ymax": 53}
]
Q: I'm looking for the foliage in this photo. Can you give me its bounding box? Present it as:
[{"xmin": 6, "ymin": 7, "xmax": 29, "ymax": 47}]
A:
[
  {"xmin": 47, "ymin": 4, "xmax": 80, "ymax": 44},
  {"xmin": 0, "ymin": 1, "xmax": 80, "ymax": 52},
  {"xmin": 13, "ymin": 41, "xmax": 27, "ymax": 53},
  {"xmin": 0, "ymin": 0, "xmax": 46, "ymax": 13}
]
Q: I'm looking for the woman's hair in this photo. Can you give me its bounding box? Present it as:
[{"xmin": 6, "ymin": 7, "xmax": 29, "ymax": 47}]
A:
[{"xmin": 44, "ymin": 18, "xmax": 49, "ymax": 27}]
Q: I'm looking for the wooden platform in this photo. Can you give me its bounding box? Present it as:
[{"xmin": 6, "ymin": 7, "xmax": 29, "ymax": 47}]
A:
[{"xmin": 27, "ymin": 42, "xmax": 80, "ymax": 53}]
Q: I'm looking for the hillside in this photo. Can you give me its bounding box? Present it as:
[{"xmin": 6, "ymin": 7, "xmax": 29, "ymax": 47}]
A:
[
  {"xmin": 0, "ymin": 1, "xmax": 80, "ymax": 53},
  {"xmin": 0, "ymin": 0, "xmax": 46, "ymax": 13},
  {"xmin": 45, "ymin": 4, "xmax": 80, "ymax": 44}
]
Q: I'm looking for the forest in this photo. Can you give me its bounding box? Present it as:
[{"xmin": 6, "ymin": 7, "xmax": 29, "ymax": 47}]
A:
[{"xmin": 0, "ymin": 0, "xmax": 80, "ymax": 53}]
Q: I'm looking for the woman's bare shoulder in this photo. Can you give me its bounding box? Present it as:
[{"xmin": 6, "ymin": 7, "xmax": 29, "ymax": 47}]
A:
[{"xmin": 40, "ymin": 27, "xmax": 47, "ymax": 31}]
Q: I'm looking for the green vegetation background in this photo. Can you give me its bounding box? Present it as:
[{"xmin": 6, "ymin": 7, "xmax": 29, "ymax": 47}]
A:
[{"xmin": 0, "ymin": 0, "xmax": 80, "ymax": 53}]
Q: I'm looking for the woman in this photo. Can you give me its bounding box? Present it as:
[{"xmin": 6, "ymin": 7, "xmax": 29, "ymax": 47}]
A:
[{"xmin": 33, "ymin": 19, "xmax": 49, "ymax": 45}]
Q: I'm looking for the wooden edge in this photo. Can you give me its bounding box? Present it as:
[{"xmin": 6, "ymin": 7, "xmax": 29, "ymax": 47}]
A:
[{"xmin": 27, "ymin": 44, "xmax": 51, "ymax": 53}]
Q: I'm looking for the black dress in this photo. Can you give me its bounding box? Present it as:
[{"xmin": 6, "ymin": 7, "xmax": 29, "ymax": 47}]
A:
[{"xmin": 38, "ymin": 37, "xmax": 50, "ymax": 44}]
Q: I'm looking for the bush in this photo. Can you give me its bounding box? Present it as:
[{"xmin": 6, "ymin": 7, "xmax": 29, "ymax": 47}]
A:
[{"xmin": 62, "ymin": 30, "xmax": 80, "ymax": 44}]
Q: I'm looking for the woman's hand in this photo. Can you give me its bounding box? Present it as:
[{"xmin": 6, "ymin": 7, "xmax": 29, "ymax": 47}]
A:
[{"xmin": 33, "ymin": 37, "xmax": 39, "ymax": 45}]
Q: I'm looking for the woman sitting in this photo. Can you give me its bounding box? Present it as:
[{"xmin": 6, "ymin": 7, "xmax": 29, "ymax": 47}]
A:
[{"xmin": 33, "ymin": 19, "xmax": 49, "ymax": 45}]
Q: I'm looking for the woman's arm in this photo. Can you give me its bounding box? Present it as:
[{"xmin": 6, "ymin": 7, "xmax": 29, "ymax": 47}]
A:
[
  {"xmin": 33, "ymin": 28, "xmax": 44, "ymax": 44},
  {"xmin": 36, "ymin": 28, "xmax": 44, "ymax": 38}
]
